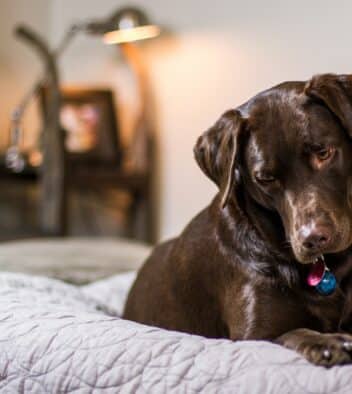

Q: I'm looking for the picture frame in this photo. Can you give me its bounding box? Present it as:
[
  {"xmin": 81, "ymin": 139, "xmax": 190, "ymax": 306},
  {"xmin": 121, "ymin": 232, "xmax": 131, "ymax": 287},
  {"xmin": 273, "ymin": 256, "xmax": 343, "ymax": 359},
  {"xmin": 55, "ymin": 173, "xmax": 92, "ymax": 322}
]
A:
[{"xmin": 40, "ymin": 86, "xmax": 122, "ymax": 166}]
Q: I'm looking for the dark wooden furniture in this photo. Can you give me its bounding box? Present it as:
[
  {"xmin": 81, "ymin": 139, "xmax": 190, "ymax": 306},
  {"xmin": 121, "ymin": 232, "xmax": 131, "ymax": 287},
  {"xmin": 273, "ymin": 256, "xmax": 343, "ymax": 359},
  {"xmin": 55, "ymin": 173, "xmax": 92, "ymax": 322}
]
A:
[
  {"xmin": 69, "ymin": 157, "xmax": 155, "ymax": 242},
  {"xmin": 0, "ymin": 148, "xmax": 156, "ymax": 243}
]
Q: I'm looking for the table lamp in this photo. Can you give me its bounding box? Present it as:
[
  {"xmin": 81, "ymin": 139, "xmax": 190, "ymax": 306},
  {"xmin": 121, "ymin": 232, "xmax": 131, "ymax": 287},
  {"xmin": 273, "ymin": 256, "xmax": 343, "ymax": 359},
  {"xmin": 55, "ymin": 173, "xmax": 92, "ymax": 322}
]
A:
[{"xmin": 87, "ymin": 7, "xmax": 160, "ymax": 44}]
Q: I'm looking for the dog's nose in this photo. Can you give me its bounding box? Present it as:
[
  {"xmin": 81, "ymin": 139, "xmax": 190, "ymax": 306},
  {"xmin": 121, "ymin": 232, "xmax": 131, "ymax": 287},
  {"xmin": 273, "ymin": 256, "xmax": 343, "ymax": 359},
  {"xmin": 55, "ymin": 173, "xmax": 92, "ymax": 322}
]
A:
[{"xmin": 301, "ymin": 225, "xmax": 331, "ymax": 252}]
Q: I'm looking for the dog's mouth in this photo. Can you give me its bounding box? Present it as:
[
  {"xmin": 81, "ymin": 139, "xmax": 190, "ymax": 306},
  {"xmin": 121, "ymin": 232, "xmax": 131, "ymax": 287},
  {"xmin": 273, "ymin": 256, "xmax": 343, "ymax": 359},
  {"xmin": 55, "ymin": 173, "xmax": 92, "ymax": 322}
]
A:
[
  {"xmin": 296, "ymin": 240, "xmax": 352, "ymax": 265},
  {"xmin": 312, "ymin": 255, "xmax": 324, "ymax": 264},
  {"xmin": 306, "ymin": 254, "xmax": 338, "ymax": 295},
  {"xmin": 295, "ymin": 252, "xmax": 327, "ymax": 265},
  {"xmin": 307, "ymin": 255, "xmax": 326, "ymax": 286}
]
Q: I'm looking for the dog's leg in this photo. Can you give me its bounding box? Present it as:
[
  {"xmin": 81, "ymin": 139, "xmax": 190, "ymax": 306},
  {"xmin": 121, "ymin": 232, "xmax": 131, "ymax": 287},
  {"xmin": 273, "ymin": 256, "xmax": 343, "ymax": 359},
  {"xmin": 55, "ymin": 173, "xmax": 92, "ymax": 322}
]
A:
[{"xmin": 276, "ymin": 328, "xmax": 352, "ymax": 367}]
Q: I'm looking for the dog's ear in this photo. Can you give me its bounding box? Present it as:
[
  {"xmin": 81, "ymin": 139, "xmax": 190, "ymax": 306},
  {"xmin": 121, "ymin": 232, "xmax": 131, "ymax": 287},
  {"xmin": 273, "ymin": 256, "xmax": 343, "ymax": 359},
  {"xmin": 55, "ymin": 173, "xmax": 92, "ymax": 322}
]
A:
[
  {"xmin": 194, "ymin": 109, "xmax": 245, "ymax": 209},
  {"xmin": 305, "ymin": 73, "xmax": 352, "ymax": 135}
]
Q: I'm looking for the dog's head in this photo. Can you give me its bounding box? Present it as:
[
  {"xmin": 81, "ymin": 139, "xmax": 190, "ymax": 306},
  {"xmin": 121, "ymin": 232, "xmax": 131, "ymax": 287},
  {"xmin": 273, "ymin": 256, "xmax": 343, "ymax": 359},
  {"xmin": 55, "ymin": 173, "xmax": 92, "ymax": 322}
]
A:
[{"xmin": 194, "ymin": 74, "xmax": 352, "ymax": 264}]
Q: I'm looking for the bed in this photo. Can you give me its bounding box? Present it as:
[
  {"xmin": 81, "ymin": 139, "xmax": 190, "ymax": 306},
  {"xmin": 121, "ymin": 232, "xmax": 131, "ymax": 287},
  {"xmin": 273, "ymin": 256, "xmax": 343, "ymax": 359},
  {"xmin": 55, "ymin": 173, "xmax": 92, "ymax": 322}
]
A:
[{"xmin": 0, "ymin": 238, "xmax": 351, "ymax": 393}]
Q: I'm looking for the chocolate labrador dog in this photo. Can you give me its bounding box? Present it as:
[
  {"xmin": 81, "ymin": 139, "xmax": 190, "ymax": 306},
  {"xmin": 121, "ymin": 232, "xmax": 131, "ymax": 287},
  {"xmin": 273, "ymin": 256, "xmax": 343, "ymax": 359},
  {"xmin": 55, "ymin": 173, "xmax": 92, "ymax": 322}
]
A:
[{"xmin": 124, "ymin": 73, "xmax": 352, "ymax": 367}]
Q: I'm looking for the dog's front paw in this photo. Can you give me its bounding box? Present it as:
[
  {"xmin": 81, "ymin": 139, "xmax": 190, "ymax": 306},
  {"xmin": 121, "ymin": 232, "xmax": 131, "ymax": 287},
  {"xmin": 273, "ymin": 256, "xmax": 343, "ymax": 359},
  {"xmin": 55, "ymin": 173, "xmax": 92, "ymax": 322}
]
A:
[
  {"xmin": 277, "ymin": 329, "xmax": 352, "ymax": 367},
  {"xmin": 298, "ymin": 333, "xmax": 352, "ymax": 367}
]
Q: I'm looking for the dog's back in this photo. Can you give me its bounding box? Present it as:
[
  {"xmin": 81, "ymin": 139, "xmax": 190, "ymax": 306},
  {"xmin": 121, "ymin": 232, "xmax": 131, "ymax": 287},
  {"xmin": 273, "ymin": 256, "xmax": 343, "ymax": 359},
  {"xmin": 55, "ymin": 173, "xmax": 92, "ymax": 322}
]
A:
[
  {"xmin": 123, "ymin": 239, "xmax": 178, "ymax": 328},
  {"xmin": 123, "ymin": 205, "xmax": 231, "ymax": 338}
]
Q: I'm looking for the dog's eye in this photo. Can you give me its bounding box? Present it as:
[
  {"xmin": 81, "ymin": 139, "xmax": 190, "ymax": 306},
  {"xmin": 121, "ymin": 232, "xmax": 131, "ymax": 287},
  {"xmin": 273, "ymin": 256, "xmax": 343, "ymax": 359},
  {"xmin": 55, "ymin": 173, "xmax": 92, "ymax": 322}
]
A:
[
  {"xmin": 254, "ymin": 172, "xmax": 276, "ymax": 184},
  {"xmin": 313, "ymin": 147, "xmax": 335, "ymax": 162},
  {"xmin": 315, "ymin": 147, "xmax": 335, "ymax": 161}
]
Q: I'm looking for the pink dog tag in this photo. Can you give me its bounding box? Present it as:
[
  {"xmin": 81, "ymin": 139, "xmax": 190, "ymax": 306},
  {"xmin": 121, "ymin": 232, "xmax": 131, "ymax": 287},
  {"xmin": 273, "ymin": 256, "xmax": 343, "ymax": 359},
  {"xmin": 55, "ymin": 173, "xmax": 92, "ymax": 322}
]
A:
[{"xmin": 307, "ymin": 258, "xmax": 325, "ymax": 286}]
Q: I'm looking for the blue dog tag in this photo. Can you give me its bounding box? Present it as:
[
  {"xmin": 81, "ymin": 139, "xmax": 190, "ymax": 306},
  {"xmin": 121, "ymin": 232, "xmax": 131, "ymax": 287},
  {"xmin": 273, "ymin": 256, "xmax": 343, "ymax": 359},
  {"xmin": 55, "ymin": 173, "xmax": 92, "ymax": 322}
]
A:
[
  {"xmin": 315, "ymin": 269, "xmax": 337, "ymax": 296},
  {"xmin": 307, "ymin": 256, "xmax": 337, "ymax": 296}
]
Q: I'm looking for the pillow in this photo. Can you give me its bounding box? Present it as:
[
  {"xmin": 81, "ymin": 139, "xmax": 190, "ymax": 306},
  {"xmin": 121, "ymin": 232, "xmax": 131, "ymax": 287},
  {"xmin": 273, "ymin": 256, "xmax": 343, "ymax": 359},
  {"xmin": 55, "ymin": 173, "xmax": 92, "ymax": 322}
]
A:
[{"xmin": 0, "ymin": 237, "xmax": 151, "ymax": 284}]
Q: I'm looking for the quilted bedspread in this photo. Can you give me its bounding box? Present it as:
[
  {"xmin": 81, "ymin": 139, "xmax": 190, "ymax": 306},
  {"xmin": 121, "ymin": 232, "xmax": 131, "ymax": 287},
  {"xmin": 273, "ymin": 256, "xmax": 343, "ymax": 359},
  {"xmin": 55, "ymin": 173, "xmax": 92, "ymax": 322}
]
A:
[{"xmin": 0, "ymin": 272, "xmax": 352, "ymax": 393}]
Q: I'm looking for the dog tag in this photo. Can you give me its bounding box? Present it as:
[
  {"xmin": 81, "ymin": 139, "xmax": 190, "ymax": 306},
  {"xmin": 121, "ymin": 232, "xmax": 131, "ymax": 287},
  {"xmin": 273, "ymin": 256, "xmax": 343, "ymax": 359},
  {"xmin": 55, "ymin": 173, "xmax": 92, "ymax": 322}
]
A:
[
  {"xmin": 307, "ymin": 257, "xmax": 337, "ymax": 296},
  {"xmin": 315, "ymin": 269, "xmax": 337, "ymax": 296}
]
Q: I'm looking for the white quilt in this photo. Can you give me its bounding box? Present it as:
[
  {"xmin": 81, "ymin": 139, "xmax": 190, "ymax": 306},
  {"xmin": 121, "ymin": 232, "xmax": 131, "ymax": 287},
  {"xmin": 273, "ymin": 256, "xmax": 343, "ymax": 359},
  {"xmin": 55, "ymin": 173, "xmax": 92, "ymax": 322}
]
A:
[{"xmin": 0, "ymin": 272, "xmax": 351, "ymax": 393}]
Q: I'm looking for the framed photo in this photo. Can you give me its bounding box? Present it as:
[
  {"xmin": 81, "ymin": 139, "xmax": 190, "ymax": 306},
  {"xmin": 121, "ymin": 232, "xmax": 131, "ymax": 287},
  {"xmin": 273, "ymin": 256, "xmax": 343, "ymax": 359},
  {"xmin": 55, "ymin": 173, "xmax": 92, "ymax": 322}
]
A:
[{"xmin": 40, "ymin": 87, "xmax": 122, "ymax": 165}]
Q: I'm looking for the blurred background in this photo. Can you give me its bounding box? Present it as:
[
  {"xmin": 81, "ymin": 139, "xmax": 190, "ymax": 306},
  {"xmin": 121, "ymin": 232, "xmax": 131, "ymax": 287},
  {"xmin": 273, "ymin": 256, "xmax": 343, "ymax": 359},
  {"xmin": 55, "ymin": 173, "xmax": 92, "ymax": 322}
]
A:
[{"xmin": 1, "ymin": 0, "xmax": 352, "ymax": 248}]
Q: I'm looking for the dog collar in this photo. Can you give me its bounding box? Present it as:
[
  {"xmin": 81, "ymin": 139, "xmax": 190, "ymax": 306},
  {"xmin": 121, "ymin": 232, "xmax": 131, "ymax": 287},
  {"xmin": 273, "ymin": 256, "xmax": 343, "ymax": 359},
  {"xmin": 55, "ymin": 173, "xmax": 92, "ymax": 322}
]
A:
[{"xmin": 306, "ymin": 256, "xmax": 337, "ymax": 296}]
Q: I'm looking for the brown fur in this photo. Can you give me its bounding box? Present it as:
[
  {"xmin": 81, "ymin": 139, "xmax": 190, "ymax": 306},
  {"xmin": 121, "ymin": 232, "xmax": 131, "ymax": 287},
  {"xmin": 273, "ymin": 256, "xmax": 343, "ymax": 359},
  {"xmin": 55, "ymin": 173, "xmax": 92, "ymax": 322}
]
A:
[{"xmin": 124, "ymin": 74, "xmax": 352, "ymax": 367}]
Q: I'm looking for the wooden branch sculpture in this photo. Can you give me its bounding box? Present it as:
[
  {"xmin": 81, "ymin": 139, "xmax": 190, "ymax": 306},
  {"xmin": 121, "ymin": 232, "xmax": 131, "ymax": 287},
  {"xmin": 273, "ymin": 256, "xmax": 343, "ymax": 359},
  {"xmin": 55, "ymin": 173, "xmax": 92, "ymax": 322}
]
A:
[{"xmin": 15, "ymin": 25, "xmax": 66, "ymax": 235}]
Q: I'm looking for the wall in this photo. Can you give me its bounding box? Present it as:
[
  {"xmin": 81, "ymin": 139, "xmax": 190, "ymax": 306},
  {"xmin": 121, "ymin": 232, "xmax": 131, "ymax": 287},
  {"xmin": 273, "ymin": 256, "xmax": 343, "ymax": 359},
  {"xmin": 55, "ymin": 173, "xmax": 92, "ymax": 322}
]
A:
[
  {"xmin": 3, "ymin": 0, "xmax": 352, "ymax": 241},
  {"xmin": 0, "ymin": 0, "xmax": 50, "ymax": 150},
  {"xmin": 49, "ymin": 0, "xmax": 352, "ymax": 241}
]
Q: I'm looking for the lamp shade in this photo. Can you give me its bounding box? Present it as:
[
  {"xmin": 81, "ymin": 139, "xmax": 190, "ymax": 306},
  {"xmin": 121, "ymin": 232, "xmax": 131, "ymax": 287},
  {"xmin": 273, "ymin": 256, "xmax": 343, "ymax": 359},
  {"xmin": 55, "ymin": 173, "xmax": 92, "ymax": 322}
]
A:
[{"xmin": 101, "ymin": 7, "xmax": 160, "ymax": 44}]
